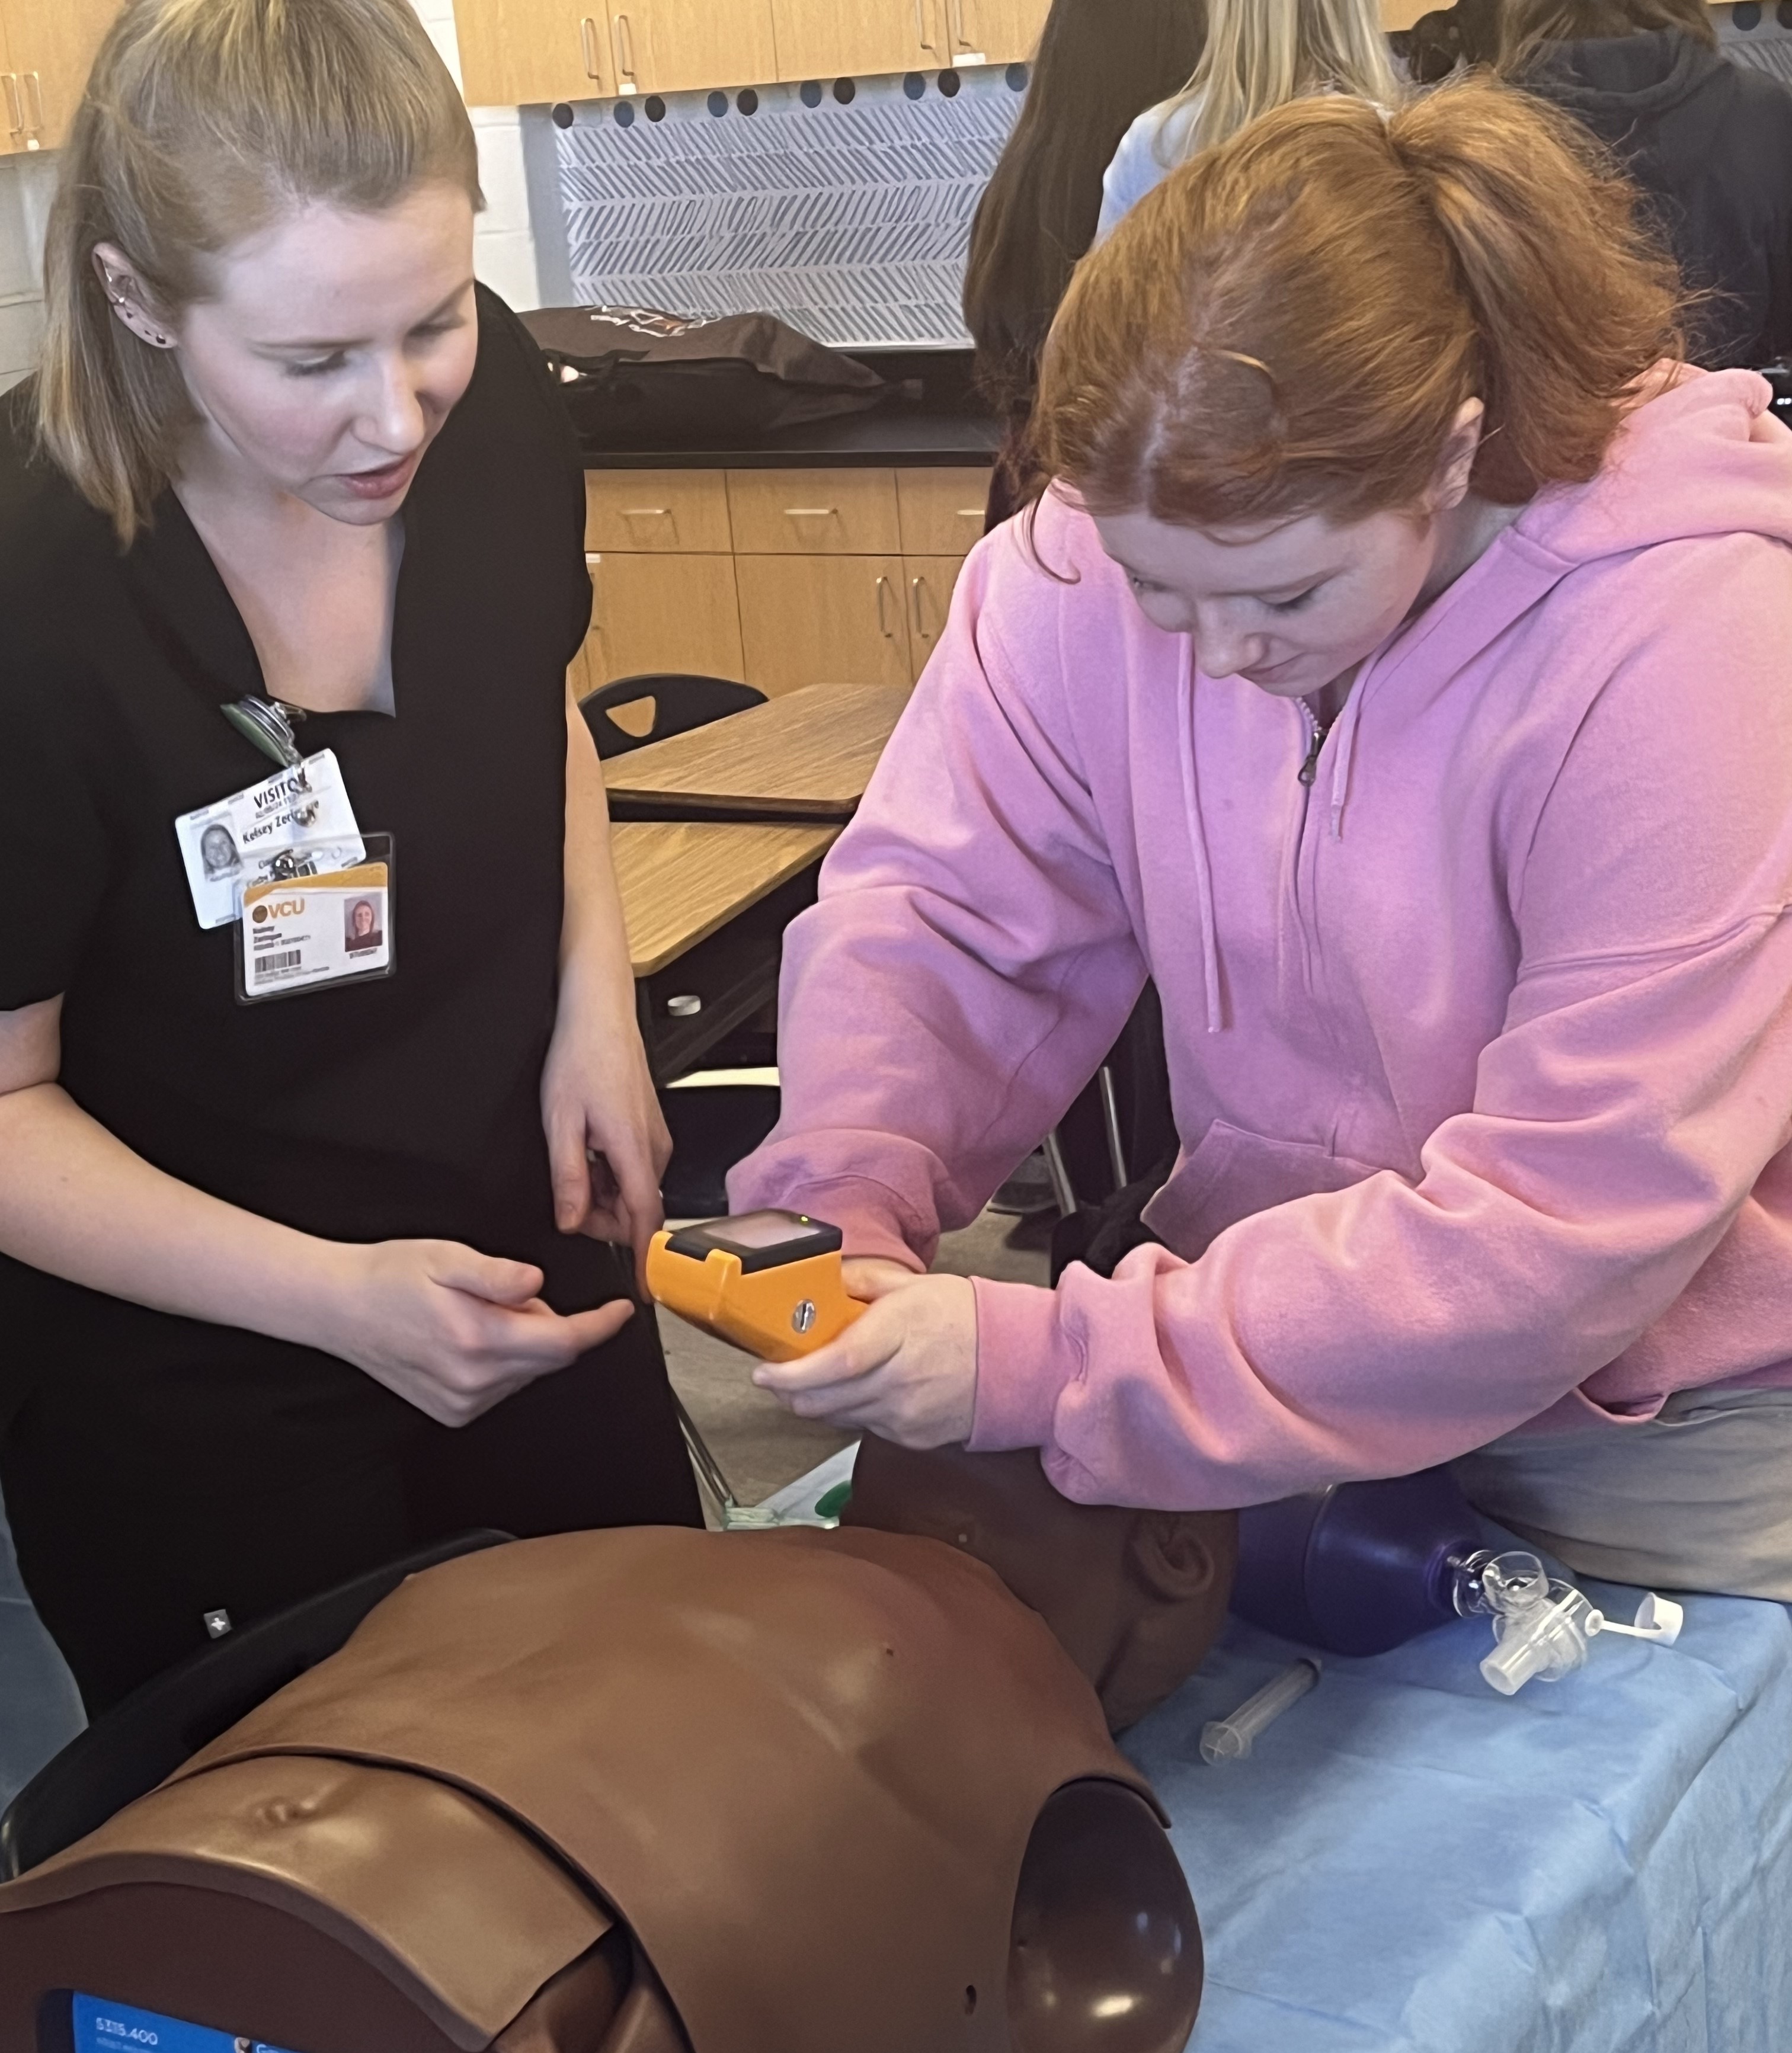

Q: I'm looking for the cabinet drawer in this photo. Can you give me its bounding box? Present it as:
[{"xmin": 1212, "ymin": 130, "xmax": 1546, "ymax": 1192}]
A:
[
  {"xmin": 584, "ymin": 470, "xmax": 732, "ymax": 554},
  {"xmin": 896, "ymin": 467, "xmax": 991, "ymax": 556},
  {"xmin": 735, "ymin": 554, "xmax": 913, "ymax": 694},
  {"xmin": 585, "ymin": 552, "xmax": 745, "ymax": 686},
  {"xmin": 726, "ymin": 468, "xmax": 901, "ymax": 556}
]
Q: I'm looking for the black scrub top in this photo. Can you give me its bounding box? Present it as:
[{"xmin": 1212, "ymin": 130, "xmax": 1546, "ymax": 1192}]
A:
[{"xmin": 0, "ymin": 287, "xmax": 604, "ymax": 1465}]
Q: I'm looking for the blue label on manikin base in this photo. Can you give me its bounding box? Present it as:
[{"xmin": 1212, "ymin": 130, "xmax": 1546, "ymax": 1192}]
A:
[{"xmin": 71, "ymin": 1995, "xmax": 299, "ymax": 2053}]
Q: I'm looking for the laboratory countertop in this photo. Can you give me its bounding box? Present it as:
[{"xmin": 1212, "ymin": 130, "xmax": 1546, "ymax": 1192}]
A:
[{"xmin": 579, "ymin": 348, "xmax": 1004, "ymax": 472}]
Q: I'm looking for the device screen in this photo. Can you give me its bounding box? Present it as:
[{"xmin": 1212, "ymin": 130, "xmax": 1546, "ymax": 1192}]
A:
[
  {"xmin": 62, "ymin": 1994, "xmax": 299, "ymax": 2053},
  {"xmin": 713, "ymin": 1211, "xmax": 831, "ymax": 1250},
  {"xmin": 664, "ymin": 1210, "xmax": 843, "ymax": 1274}
]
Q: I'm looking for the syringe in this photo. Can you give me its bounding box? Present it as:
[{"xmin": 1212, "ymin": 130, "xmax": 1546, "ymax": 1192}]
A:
[{"xmin": 1200, "ymin": 1657, "xmax": 1322, "ymax": 1763}]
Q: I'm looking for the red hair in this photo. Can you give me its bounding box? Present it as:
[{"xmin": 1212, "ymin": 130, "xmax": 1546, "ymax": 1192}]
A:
[{"xmin": 1032, "ymin": 81, "xmax": 1686, "ymax": 524}]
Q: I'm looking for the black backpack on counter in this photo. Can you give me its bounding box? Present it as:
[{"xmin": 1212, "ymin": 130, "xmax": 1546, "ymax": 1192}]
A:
[{"xmin": 521, "ymin": 305, "xmax": 899, "ymax": 450}]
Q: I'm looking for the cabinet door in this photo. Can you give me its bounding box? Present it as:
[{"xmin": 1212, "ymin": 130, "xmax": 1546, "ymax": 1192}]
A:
[
  {"xmin": 6, "ymin": 0, "xmax": 113, "ymax": 153},
  {"xmin": 585, "ymin": 552, "xmax": 746, "ymax": 687},
  {"xmin": 769, "ymin": 0, "xmax": 940, "ymax": 84},
  {"xmin": 736, "ymin": 555, "xmax": 913, "ymax": 695},
  {"xmin": 607, "ymin": 0, "xmax": 776, "ymax": 96},
  {"xmin": 0, "ymin": 12, "xmax": 18, "ymax": 161},
  {"xmin": 946, "ymin": 0, "xmax": 1048, "ymax": 63},
  {"xmin": 726, "ymin": 467, "xmax": 900, "ymax": 556},
  {"xmin": 454, "ymin": 0, "xmax": 613, "ymax": 107},
  {"xmin": 904, "ymin": 555, "xmax": 965, "ymax": 681},
  {"xmin": 896, "ymin": 467, "xmax": 990, "ymax": 556}
]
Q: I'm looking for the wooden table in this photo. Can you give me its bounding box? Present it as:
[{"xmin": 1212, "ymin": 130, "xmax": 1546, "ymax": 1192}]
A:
[
  {"xmin": 611, "ymin": 820, "xmax": 839, "ymax": 1081},
  {"xmin": 601, "ymin": 681, "xmax": 908, "ymax": 823}
]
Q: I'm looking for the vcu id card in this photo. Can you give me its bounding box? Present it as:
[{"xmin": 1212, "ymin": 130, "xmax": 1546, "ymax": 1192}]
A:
[{"xmin": 236, "ymin": 838, "xmax": 395, "ymax": 1004}]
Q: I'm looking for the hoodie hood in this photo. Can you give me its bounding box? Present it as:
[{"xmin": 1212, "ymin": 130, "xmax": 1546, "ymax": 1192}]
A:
[
  {"xmin": 1515, "ymin": 366, "xmax": 1792, "ymax": 567},
  {"xmin": 1523, "ymin": 27, "xmax": 1717, "ymax": 127}
]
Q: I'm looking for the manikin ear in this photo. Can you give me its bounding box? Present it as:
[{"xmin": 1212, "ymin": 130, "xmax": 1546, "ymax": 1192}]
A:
[
  {"xmin": 91, "ymin": 241, "xmax": 178, "ymax": 351},
  {"xmin": 1127, "ymin": 1513, "xmax": 1224, "ymax": 1603},
  {"xmin": 1426, "ymin": 397, "xmax": 1486, "ymax": 514}
]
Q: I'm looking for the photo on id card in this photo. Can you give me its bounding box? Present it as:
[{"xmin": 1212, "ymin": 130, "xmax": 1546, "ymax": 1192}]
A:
[{"xmin": 235, "ymin": 835, "xmax": 396, "ymax": 1004}]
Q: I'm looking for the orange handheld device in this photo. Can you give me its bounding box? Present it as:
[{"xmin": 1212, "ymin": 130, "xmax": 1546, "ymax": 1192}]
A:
[{"xmin": 647, "ymin": 1209, "xmax": 866, "ymax": 1360}]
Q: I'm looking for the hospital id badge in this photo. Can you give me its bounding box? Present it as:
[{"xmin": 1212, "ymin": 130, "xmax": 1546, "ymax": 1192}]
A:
[
  {"xmin": 174, "ymin": 749, "xmax": 364, "ymax": 930},
  {"xmin": 235, "ymin": 837, "xmax": 396, "ymax": 1004}
]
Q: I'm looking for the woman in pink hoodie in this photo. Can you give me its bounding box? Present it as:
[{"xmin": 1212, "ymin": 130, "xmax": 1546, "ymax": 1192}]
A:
[{"xmin": 734, "ymin": 82, "xmax": 1792, "ymax": 1596}]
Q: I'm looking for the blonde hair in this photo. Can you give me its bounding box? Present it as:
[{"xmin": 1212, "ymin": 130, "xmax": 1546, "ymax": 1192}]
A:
[
  {"xmin": 1159, "ymin": 0, "xmax": 1402, "ymax": 160},
  {"xmin": 36, "ymin": 0, "xmax": 481, "ymax": 546}
]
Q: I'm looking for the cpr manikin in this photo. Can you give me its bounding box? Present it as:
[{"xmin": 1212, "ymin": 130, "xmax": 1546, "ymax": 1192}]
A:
[
  {"xmin": 844, "ymin": 1434, "xmax": 1239, "ymax": 1732},
  {"xmin": 0, "ymin": 1526, "xmax": 1205, "ymax": 2053}
]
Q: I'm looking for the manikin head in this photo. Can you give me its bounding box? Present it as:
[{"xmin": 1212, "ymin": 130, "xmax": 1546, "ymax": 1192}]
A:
[
  {"xmin": 36, "ymin": 0, "xmax": 483, "ymax": 544},
  {"xmin": 844, "ymin": 1436, "xmax": 1237, "ymax": 1731}
]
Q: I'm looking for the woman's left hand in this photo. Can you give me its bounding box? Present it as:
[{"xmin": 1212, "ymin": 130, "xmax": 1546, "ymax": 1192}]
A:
[
  {"xmin": 751, "ymin": 1259, "xmax": 979, "ymax": 1446},
  {"xmin": 540, "ymin": 973, "xmax": 671, "ymax": 1281}
]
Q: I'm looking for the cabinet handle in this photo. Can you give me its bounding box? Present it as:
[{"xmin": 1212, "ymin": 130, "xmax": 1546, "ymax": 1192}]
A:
[
  {"xmin": 21, "ymin": 71, "xmax": 43, "ymax": 145},
  {"xmin": 949, "ymin": 0, "xmax": 971, "ymax": 51},
  {"xmin": 615, "ymin": 12, "xmax": 637, "ymax": 84},
  {"xmin": 875, "ymin": 575, "xmax": 896, "ymax": 638},
  {"xmin": 580, "ymin": 16, "xmax": 603, "ymax": 79},
  {"xmin": 915, "ymin": 0, "xmax": 939, "ymax": 56},
  {"xmin": 783, "ymin": 506, "xmax": 837, "ymax": 519},
  {"xmin": 1, "ymin": 76, "xmax": 20, "ymax": 143},
  {"xmin": 956, "ymin": 506, "xmax": 983, "ymax": 519}
]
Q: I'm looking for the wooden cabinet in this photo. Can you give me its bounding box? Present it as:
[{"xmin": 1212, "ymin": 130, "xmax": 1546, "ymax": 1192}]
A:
[
  {"xmin": 584, "ymin": 551, "xmax": 747, "ymax": 687},
  {"xmin": 903, "ymin": 554, "xmax": 964, "ymax": 674},
  {"xmin": 575, "ymin": 463, "xmax": 984, "ymax": 698},
  {"xmin": 897, "ymin": 466, "xmax": 988, "ymax": 555},
  {"xmin": 605, "ymin": 0, "xmax": 776, "ymax": 95},
  {"xmin": 726, "ymin": 466, "xmax": 902, "ymax": 556},
  {"xmin": 942, "ymin": 0, "xmax": 1048, "ymax": 63},
  {"xmin": 455, "ymin": 0, "xmax": 613, "ymax": 110},
  {"xmin": 0, "ymin": 0, "xmax": 113, "ymax": 155},
  {"xmin": 585, "ymin": 469, "xmax": 733, "ymax": 554},
  {"xmin": 736, "ymin": 553, "xmax": 913, "ymax": 694},
  {"xmin": 769, "ymin": 0, "xmax": 942, "ymax": 84}
]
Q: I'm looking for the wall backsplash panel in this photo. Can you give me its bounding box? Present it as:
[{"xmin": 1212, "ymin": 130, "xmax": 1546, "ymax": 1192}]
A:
[{"xmin": 555, "ymin": 68, "xmax": 1026, "ymax": 349}]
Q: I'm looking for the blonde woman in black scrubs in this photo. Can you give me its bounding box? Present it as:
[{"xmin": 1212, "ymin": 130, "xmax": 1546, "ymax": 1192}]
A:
[{"xmin": 0, "ymin": 0, "xmax": 700, "ymax": 1713}]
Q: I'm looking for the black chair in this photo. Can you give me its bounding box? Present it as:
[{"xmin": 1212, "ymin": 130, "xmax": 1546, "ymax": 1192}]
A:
[
  {"xmin": 0, "ymin": 1529, "xmax": 510, "ymax": 1880},
  {"xmin": 580, "ymin": 674, "xmax": 765, "ymax": 760}
]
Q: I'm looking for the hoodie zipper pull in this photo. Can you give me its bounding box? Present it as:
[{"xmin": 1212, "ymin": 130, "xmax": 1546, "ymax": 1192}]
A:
[{"xmin": 1298, "ymin": 716, "xmax": 1332, "ymax": 788}]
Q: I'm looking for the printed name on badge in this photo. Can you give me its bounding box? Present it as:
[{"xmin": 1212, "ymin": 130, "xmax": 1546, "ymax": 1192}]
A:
[
  {"xmin": 174, "ymin": 750, "xmax": 364, "ymax": 930},
  {"xmin": 239, "ymin": 860, "xmax": 392, "ymax": 1001}
]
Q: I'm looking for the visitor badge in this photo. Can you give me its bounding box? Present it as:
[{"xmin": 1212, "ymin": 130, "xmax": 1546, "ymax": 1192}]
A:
[
  {"xmin": 236, "ymin": 850, "xmax": 395, "ymax": 1004},
  {"xmin": 174, "ymin": 750, "xmax": 363, "ymax": 930}
]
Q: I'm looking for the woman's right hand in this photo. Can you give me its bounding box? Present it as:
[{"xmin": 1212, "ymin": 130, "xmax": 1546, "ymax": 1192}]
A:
[{"xmin": 315, "ymin": 1239, "xmax": 636, "ymax": 1428}]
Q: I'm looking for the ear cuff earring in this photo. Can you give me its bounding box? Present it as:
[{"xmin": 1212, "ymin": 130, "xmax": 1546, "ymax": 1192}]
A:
[{"xmin": 108, "ymin": 289, "xmax": 168, "ymax": 345}]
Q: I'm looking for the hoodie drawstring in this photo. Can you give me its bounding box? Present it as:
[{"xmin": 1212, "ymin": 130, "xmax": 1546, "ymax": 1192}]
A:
[{"xmin": 1177, "ymin": 647, "xmax": 1225, "ymax": 1033}]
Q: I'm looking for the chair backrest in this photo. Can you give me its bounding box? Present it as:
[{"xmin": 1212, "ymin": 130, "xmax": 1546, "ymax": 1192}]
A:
[
  {"xmin": 581, "ymin": 674, "xmax": 766, "ymax": 760},
  {"xmin": 0, "ymin": 1530, "xmax": 511, "ymax": 1879}
]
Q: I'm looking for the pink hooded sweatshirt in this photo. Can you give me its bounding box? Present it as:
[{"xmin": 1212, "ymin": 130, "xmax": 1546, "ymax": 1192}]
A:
[{"xmin": 731, "ymin": 369, "xmax": 1792, "ymax": 1510}]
